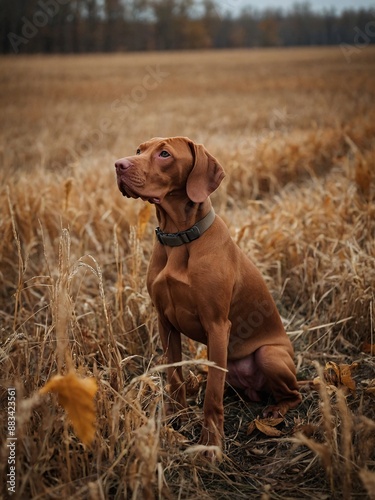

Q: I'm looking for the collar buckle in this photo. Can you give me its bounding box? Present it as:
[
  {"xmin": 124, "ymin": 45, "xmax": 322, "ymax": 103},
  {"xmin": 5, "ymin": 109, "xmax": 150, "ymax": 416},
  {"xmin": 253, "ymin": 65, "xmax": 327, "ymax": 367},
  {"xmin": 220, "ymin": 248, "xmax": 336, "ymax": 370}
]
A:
[
  {"xmin": 181, "ymin": 225, "xmax": 200, "ymax": 242},
  {"xmin": 155, "ymin": 209, "xmax": 214, "ymax": 247}
]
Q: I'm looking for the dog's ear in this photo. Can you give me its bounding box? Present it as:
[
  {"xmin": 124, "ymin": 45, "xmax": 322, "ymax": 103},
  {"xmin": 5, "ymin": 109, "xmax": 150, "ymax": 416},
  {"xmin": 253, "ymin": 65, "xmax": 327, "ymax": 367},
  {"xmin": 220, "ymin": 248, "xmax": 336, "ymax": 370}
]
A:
[{"xmin": 186, "ymin": 142, "xmax": 225, "ymax": 203}]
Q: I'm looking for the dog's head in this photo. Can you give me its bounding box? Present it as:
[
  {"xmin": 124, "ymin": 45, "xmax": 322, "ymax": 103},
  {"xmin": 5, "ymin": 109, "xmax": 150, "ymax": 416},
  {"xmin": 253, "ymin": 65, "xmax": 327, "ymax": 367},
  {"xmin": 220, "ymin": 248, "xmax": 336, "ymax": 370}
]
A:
[{"xmin": 115, "ymin": 137, "xmax": 225, "ymax": 204}]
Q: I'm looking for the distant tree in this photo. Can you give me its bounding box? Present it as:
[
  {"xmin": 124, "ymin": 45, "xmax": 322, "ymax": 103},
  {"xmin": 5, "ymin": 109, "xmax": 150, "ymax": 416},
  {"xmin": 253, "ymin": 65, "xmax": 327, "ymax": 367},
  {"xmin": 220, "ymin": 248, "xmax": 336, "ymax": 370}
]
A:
[
  {"xmin": 237, "ymin": 8, "xmax": 258, "ymax": 47},
  {"xmin": 104, "ymin": 0, "xmax": 126, "ymax": 51},
  {"xmin": 283, "ymin": 3, "xmax": 315, "ymax": 45},
  {"xmin": 201, "ymin": 0, "xmax": 221, "ymax": 47},
  {"xmin": 259, "ymin": 10, "xmax": 281, "ymax": 47},
  {"xmin": 183, "ymin": 19, "xmax": 212, "ymax": 48},
  {"xmin": 0, "ymin": 0, "xmax": 374, "ymax": 53},
  {"xmin": 82, "ymin": 0, "xmax": 99, "ymax": 51}
]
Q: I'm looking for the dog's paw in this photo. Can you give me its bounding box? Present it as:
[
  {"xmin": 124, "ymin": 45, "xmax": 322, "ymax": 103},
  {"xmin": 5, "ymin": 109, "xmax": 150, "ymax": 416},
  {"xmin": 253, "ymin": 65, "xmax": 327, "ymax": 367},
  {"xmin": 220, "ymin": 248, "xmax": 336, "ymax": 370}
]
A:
[
  {"xmin": 185, "ymin": 444, "xmax": 223, "ymax": 463},
  {"xmin": 263, "ymin": 399, "xmax": 299, "ymax": 418},
  {"xmin": 197, "ymin": 426, "xmax": 224, "ymax": 462},
  {"xmin": 263, "ymin": 405, "xmax": 284, "ymax": 419},
  {"xmin": 263, "ymin": 395, "xmax": 302, "ymax": 418},
  {"xmin": 202, "ymin": 444, "xmax": 223, "ymax": 462}
]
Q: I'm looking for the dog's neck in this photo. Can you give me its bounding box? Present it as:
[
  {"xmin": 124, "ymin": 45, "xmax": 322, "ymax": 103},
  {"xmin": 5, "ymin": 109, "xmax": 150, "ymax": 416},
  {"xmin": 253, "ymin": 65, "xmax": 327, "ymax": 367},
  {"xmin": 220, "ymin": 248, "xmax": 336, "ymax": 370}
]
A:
[{"xmin": 154, "ymin": 194, "xmax": 212, "ymax": 234}]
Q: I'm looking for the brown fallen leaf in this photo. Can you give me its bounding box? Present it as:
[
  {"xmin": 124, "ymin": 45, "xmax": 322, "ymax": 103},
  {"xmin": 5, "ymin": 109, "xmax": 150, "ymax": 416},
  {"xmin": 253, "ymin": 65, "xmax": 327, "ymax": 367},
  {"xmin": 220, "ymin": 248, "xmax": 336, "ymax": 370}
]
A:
[
  {"xmin": 339, "ymin": 363, "xmax": 357, "ymax": 392},
  {"xmin": 247, "ymin": 417, "xmax": 284, "ymax": 437},
  {"xmin": 247, "ymin": 420, "xmax": 256, "ymax": 435},
  {"xmin": 40, "ymin": 371, "xmax": 98, "ymax": 445},
  {"xmin": 324, "ymin": 361, "xmax": 340, "ymax": 386},
  {"xmin": 322, "ymin": 361, "xmax": 358, "ymax": 395},
  {"xmin": 256, "ymin": 420, "xmax": 284, "ymax": 437}
]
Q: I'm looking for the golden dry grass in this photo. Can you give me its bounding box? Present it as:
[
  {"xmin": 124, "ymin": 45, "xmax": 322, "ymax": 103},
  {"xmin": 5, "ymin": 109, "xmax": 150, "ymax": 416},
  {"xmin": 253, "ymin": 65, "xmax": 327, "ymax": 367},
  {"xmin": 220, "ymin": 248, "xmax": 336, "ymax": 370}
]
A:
[{"xmin": 1, "ymin": 47, "xmax": 375, "ymax": 499}]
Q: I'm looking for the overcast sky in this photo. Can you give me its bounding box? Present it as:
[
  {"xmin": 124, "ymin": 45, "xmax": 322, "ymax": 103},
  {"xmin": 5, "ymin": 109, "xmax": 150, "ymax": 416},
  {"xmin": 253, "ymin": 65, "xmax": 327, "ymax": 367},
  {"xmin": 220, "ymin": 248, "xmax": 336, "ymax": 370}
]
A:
[{"xmin": 223, "ymin": 0, "xmax": 375, "ymax": 13}]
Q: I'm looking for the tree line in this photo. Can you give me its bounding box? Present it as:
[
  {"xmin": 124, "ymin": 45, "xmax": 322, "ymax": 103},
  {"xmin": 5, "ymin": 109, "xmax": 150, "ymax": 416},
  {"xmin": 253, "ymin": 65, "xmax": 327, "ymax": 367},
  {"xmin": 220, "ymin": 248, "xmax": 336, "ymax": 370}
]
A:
[{"xmin": 1, "ymin": 0, "xmax": 374, "ymax": 54}]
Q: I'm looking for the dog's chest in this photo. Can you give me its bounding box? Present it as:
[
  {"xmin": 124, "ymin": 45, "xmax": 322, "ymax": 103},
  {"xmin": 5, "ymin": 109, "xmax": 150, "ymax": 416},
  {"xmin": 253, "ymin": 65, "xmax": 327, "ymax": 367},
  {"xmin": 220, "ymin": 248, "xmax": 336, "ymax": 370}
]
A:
[{"xmin": 148, "ymin": 257, "xmax": 206, "ymax": 341}]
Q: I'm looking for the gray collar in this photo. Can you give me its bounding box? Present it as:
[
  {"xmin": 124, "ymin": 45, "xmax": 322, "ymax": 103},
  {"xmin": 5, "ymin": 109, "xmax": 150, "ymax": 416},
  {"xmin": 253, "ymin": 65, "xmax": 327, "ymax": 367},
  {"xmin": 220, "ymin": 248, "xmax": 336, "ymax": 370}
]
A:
[{"xmin": 155, "ymin": 208, "xmax": 215, "ymax": 247}]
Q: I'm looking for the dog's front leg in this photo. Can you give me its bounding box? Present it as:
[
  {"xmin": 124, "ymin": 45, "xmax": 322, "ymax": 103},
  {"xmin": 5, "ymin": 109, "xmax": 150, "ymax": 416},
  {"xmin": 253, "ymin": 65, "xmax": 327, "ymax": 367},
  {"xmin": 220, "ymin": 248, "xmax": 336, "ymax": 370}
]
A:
[
  {"xmin": 158, "ymin": 318, "xmax": 187, "ymax": 416},
  {"xmin": 199, "ymin": 320, "xmax": 231, "ymax": 457}
]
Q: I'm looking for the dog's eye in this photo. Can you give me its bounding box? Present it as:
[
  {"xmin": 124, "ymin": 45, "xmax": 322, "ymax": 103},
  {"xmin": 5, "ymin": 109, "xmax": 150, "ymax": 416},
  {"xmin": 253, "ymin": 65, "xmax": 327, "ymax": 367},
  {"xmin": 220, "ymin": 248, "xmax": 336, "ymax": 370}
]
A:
[
  {"xmin": 136, "ymin": 149, "xmax": 141, "ymax": 155},
  {"xmin": 159, "ymin": 150, "xmax": 170, "ymax": 158}
]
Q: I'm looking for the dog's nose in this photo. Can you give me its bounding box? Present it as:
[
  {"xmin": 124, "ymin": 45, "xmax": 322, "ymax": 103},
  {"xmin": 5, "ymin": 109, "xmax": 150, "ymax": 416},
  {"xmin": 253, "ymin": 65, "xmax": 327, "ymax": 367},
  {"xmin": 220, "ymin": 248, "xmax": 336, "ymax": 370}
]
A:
[{"xmin": 115, "ymin": 158, "xmax": 131, "ymax": 172}]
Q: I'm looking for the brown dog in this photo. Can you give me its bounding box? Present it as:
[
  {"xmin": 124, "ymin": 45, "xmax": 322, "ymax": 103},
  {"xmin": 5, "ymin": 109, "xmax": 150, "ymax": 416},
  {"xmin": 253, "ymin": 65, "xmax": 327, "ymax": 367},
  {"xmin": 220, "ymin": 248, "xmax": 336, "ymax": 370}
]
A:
[{"xmin": 115, "ymin": 137, "xmax": 301, "ymax": 458}]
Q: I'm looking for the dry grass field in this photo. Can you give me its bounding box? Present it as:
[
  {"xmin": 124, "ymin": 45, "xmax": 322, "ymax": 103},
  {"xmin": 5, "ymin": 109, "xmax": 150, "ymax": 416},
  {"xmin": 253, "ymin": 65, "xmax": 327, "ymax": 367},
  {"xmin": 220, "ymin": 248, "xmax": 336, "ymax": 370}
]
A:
[{"xmin": 1, "ymin": 46, "xmax": 375, "ymax": 499}]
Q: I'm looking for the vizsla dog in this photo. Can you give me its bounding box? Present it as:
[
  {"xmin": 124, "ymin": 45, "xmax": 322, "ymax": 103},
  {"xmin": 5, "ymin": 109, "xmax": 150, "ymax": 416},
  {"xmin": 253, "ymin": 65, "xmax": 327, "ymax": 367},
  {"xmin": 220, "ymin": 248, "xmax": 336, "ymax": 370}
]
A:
[{"xmin": 115, "ymin": 137, "xmax": 301, "ymax": 458}]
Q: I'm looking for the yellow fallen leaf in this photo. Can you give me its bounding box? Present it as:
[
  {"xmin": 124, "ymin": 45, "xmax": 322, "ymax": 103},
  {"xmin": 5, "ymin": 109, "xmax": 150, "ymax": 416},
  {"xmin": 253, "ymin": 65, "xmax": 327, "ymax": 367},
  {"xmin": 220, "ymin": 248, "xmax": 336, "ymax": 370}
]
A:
[{"xmin": 40, "ymin": 371, "xmax": 98, "ymax": 445}]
